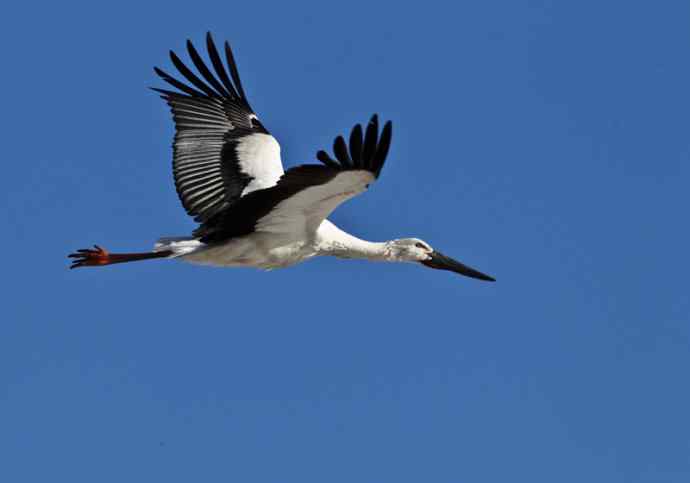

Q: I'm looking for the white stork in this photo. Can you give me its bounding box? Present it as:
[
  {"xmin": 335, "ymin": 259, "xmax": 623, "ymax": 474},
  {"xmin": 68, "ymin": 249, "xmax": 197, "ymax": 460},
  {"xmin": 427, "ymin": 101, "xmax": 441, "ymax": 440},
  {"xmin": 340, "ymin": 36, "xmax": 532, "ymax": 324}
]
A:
[{"xmin": 69, "ymin": 33, "xmax": 495, "ymax": 282}]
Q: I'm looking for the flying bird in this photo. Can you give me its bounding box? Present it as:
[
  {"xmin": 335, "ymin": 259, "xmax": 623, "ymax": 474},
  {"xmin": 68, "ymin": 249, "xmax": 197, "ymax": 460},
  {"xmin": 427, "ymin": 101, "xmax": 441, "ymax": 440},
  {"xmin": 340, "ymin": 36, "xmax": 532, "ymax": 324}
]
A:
[{"xmin": 68, "ymin": 33, "xmax": 495, "ymax": 282}]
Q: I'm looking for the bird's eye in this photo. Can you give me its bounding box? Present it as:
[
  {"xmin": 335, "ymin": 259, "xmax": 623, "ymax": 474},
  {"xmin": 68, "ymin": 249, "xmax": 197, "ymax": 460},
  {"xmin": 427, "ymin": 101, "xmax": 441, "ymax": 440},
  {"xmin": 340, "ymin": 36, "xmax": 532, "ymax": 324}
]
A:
[{"xmin": 415, "ymin": 242, "xmax": 427, "ymax": 249}]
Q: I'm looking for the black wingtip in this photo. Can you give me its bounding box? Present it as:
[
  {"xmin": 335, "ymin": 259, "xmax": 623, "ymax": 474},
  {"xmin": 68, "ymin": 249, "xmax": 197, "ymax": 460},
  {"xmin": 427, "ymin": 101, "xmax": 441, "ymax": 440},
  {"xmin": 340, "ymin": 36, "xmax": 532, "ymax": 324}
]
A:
[
  {"xmin": 349, "ymin": 124, "xmax": 363, "ymax": 164},
  {"xmin": 315, "ymin": 114, "xmax": 393, "ymax": 177},
  {"xmin": 185, "ymin": 39, "xmax": 195, "ymax": 55},
  {"xmin": 372, "ymin": 120, "xmax": 393, "ymax": 176},
  {"xmin": 317, "ymin": 150, "xmax": 339, "ymax": 169},
  {"xmin": 333, "ymin": 135, "xmax": 353, "ymax": 168},
  {"xmin": 149, "ymin": 86, "xmax": 169, "ymax": 98},
  {"xmin": 222, "ymin": 38, "xmax": 250, "ymax": 107},
  {"xmin": 205, "ymin": 32, "xmax": 216, "ymax": 50}
]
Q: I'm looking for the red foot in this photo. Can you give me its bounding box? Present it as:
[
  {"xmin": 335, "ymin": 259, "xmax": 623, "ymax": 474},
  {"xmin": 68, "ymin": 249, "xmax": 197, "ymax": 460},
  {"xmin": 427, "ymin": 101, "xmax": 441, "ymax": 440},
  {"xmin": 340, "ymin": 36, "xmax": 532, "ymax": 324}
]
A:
[{"xmin": 68, "ymin": 245, "xmax": 111, "ymax": 269}]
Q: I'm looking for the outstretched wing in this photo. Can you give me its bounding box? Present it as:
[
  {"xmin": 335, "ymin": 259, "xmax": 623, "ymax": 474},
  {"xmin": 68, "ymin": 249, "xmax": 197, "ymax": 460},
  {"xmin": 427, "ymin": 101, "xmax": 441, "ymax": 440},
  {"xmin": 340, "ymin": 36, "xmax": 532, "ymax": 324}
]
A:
[
  {"xmin": 196, "ymin": 115, "xmax": 392, "ymax": 243},
  {"xmin": 153, "ymin": 32, "xmax": 283, "ymax": 226}
]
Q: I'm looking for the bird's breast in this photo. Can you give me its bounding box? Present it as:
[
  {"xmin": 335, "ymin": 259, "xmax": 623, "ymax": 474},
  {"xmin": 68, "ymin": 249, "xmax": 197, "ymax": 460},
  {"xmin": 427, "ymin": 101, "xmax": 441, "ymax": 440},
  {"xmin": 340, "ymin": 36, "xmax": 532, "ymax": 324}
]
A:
[{"xmin": 180, "ymin": 232, "xmax": 317, "ymax": 269}]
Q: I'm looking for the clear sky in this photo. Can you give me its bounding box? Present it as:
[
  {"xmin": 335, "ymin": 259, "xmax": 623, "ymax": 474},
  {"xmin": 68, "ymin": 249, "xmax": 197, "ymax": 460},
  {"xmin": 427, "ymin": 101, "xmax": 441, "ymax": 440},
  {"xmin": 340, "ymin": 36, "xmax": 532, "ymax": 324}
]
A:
[{"xmin": 2, "ymin": 1, "xmax": 689, "ymax": 481}]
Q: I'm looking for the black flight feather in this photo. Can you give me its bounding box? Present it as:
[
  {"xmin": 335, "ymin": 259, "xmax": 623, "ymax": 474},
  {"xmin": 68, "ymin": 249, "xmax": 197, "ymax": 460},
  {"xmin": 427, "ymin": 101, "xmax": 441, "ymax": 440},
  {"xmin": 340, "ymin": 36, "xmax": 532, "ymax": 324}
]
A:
[
  {"xmin": 315, "ymin": 114, "xmax": 391, "ymax": 178},
  {"xmin": 154, "ymin": 67, "xmax": 206, "ymax": 97},
  {"xmin": 186, "ymin": 39, "xmax": 230, "ymax": 98},
  {"xmin": 206, "ymin": 32, "xmax": 240, "ymax": 101},
  {"xmin": 224, "ymin": 41, "xmax": 249, "ymax": 105},
  {"xmin": 333, "ymin": 136, "xmax": 353, "ymax": 168},
  {"xmin": 169, "ymin": 50, "xmax": 219, "ymax": 98},
  {"xmin": 349, "ymin": 124, "xmax": 363, "ymax": 165}
]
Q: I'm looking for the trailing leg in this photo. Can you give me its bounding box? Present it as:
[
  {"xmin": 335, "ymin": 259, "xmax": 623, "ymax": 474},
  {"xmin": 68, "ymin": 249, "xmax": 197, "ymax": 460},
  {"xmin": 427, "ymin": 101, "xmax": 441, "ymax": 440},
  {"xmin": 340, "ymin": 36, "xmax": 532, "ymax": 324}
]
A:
[{"xmin": 68, "ymin": 245, "xmax": 173, "ymax": 269}]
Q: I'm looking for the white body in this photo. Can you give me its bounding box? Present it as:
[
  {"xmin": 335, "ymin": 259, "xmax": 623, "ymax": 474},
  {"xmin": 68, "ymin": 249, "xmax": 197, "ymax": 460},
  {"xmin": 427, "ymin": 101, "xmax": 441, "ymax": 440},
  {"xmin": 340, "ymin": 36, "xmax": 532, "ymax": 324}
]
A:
[
  {"xmin": 153, "ymin": 127, "xmax": 434, "ymax": 270},
  {"xmin": 159, "ymin": 220, "xmax": 388, "ymax": 269},
  {"xmin": 152, "ymin": 169, "xmax": 410, "ymax": 269}
]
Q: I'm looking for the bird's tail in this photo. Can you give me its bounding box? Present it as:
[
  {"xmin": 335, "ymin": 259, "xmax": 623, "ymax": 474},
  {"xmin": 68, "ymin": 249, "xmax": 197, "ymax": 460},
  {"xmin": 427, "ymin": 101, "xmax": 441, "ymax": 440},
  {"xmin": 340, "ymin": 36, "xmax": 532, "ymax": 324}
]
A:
[
  {"xmin": 68, "ymin": 245, "xmax": 173, "ymax": 269},
  {"xmin": 153, "ymin": 236, "xmax": 202, "ymax": 255}
]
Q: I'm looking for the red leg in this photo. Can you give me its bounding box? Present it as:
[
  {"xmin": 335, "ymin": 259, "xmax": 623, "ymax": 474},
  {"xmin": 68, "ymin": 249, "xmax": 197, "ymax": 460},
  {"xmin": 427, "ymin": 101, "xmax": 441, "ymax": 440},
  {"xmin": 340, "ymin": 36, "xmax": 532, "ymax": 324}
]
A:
[{"xmin": 68, "ymin": 245, "xmax": 172, "ymax": 269}]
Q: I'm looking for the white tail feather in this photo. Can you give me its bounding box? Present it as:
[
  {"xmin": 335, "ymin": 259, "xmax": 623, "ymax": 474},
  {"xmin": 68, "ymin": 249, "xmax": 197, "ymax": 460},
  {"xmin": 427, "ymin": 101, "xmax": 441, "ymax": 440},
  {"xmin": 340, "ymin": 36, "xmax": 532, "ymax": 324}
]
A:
[{"xmin": 154, "ymin": 236, "xmax": 204, "ymax": 257}]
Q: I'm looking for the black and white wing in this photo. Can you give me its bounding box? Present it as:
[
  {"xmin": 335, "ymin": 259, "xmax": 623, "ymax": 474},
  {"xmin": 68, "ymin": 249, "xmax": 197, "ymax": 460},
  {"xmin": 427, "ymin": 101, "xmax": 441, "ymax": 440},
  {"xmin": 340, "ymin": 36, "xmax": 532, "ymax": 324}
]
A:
[
  {"xmin": 153, "ymin": 32, "xmax": 283, "ymax": 226},
  {"xmin": 196, "ymin": 115, "xmax": 392, "ymax": 243}
]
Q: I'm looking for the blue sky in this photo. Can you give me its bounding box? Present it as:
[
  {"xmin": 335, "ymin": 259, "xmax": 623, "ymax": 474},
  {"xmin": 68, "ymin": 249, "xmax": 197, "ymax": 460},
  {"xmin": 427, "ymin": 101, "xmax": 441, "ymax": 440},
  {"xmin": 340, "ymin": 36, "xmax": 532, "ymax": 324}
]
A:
[{"xmin": 2, "ymin": 1, "xmax": 689, "ymax": 481}]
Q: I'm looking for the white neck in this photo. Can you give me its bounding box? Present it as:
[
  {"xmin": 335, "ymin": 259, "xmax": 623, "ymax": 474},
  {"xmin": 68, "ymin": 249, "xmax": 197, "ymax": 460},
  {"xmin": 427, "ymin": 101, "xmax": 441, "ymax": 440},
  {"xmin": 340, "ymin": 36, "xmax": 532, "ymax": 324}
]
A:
[{"xmin": 315, "ymin": 220, "xmax": 390, "ymax": 261}]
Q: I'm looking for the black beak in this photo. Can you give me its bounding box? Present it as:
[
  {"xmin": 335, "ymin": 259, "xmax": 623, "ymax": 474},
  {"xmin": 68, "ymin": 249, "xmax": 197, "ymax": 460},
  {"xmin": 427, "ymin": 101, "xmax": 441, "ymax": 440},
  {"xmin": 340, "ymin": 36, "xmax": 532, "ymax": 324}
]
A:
[{"xmin": 421, "ymin": 251, "xmax": 495, "ymax": 282}]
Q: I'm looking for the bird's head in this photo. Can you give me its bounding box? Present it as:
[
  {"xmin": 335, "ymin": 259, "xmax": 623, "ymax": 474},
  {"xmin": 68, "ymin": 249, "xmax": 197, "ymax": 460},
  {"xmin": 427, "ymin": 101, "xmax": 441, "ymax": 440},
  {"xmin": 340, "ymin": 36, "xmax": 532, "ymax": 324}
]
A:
[{"xmin": 387, "ymin": 238, "xmax": 495, "ymax": 282}]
